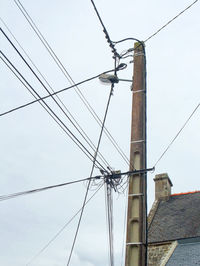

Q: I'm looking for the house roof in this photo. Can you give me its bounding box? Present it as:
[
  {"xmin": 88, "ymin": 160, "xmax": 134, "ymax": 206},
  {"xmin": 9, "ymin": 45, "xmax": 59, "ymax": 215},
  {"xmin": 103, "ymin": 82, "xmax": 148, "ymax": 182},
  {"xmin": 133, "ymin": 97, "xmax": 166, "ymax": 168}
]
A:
[
  {"xmin": 148, "ymin": 191, "xmax": 200, "ymax": 243},
  {"xmin": 166, "ymin": 238, "xmax": 200, "ymax": 266}
]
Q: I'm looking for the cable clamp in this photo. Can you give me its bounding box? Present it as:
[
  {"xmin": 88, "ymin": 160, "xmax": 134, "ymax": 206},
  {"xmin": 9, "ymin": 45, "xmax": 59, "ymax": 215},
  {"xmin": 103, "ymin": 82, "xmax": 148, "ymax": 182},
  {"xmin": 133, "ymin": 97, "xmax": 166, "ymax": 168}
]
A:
[
  {"xmin": 131, "ymin": 140, "xmax": 145, "ymax": 144},
  {"xmin": 132, "ymin": 89, "xmax": 145, "ymax": 94},
  {"xmin": 126, "ymin": 242, "xmax": 143, "ymax": 246},
  {"xmin": 134, "ymin": 52, "xmax": 145, "ymax": 57},
  {"xmin": 128, "ymin": 193, "xmax": 143, "ymax": 197}
]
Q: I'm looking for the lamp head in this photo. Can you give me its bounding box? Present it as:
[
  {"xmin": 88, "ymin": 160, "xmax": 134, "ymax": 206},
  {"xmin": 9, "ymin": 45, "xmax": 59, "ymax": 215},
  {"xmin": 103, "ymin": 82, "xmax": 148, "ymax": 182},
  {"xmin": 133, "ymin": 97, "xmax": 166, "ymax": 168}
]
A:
[{"xmin": 99, "ymin": 74, "xmax": 119, "ymax": 84}]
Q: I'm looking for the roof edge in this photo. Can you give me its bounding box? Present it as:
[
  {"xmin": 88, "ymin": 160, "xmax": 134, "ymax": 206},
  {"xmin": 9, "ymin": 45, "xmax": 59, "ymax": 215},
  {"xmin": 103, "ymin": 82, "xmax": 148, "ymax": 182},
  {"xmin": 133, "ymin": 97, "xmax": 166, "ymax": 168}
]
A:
[
  {"xmin": 148, "ymin": 199, "xmax": 160, "ymax": 228},
  {"xmin": 148, "ymin": 236, "xmax": 200, "ymax": 244},
  {"xmin": 171, "ymin": 190, "xmax": 200, "ymax": 197}
]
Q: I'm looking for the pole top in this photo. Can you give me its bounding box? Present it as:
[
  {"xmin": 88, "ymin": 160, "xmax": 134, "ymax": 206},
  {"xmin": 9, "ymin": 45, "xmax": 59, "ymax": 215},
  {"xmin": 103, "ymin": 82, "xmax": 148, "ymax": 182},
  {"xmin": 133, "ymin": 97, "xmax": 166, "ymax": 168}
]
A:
[{"xmin": 134, "ymin": 41, "xmax": 145, "ymax": 50}]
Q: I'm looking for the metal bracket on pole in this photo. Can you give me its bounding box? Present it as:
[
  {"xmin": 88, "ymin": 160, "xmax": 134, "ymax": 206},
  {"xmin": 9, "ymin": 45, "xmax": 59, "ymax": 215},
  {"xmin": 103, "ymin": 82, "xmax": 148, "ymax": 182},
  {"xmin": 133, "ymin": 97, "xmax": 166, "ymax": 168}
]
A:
[
  {"xmin": 134, "ymin": 52, "xmax": 145, "ymax": 57},
  {"xmin": 126, "ymin": 242, "xmax": 143, "ymax": 246},
  {"xmin": 128, "ymin": 193, "xmax": 143, "ymax": 197},
  {"xmin": 131, "ymin": 140, "xmax": 145, "ymax": 144},
  {"xmin": 106, "ymin": 167, "xmax": 155, "ymax": 179},
  {"xmin": 133, "ymin": 89, "xmax": 145, "ymax": 94}
]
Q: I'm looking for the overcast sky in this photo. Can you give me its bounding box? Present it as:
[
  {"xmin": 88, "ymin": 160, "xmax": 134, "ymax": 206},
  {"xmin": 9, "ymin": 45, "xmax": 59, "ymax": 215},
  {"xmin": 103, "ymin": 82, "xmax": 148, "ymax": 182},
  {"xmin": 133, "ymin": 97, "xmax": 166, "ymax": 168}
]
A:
[{"xmin": 0, "ymin": 0, "xmax": 200, "ymax": 265}]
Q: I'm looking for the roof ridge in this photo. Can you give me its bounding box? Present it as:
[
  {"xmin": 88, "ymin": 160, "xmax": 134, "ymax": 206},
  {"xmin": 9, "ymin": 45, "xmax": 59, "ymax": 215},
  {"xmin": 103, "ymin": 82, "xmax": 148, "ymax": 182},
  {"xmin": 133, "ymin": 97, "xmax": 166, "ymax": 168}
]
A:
[{"xmin": 171, "ymin": 190, "xmax": 200, "ymax": 197}]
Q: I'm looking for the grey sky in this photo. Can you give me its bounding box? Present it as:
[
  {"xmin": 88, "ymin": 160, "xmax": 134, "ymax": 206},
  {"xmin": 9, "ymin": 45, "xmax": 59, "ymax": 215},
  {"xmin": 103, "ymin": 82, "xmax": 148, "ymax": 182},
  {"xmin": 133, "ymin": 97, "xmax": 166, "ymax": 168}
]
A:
[{"xmin": 0, "ymin": 0, "xmax": 200, "ymax": 265}]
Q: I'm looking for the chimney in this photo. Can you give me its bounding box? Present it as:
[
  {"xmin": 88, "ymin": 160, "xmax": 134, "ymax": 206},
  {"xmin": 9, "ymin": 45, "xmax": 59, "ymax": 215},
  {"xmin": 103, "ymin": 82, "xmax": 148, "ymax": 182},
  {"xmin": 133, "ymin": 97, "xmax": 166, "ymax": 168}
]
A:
[{"xmin": 154, "ymin": 173, "xmax": 173, "ymax": 200}]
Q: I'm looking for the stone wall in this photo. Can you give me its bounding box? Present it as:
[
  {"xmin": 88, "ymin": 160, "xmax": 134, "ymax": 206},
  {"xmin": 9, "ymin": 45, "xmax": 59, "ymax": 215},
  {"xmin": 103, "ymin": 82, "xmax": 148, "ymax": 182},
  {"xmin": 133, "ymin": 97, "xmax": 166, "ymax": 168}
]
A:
[{"xmin": 148, "ymin": 242, "xmax": 173, "ymax": 266}]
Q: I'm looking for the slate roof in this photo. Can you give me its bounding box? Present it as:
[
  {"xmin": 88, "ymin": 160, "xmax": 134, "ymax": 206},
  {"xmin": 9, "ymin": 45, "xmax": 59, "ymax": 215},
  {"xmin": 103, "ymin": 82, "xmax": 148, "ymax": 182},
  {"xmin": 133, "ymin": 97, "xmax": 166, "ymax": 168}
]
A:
[
  {"xmin": 148, "ymin": 191, "xmax": 200, "ymax": 243},
  {"xmin": 166, "ymin": 238, "xmax": 200, "ymax": 266}
]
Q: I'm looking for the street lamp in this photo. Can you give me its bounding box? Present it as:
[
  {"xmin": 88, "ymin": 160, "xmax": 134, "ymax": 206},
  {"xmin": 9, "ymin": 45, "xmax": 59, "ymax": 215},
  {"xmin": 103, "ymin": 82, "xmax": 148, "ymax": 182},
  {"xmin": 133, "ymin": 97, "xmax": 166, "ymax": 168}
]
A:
[
  {"xmin": 99, "ymin": 74, "xmax": 119, "ymax": 84},
  {"xmin": 99, "ymin": 74, "xmax": 132, "ymax": 84}
]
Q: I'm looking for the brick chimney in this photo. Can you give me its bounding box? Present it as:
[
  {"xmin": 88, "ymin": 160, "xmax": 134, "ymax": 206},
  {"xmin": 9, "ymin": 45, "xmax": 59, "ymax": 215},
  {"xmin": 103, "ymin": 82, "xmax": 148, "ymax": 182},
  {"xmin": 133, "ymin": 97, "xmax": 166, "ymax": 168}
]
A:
[{"xmin": 154, "ymin": 173, "xmax": 173, "ymax": 200}]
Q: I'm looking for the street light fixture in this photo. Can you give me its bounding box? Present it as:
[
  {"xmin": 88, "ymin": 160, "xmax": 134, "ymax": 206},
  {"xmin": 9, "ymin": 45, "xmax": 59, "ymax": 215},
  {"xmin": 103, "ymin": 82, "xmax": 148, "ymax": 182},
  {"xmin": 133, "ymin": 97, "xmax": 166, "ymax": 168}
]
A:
[
  {"xmin": 99, "ymin": 74, "xmax": 132, "ymax": 85},
  {"xmin": 99, "ymin": 74, "xmax": 119, "ymax": 84}
]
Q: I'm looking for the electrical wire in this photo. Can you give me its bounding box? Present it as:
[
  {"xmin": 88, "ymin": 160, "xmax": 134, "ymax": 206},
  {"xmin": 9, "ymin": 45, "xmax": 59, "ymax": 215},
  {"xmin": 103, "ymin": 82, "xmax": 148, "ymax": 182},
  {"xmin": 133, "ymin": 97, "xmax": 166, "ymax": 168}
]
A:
[
  {"xmin": 90, "ymin": 0, "xmax": 119, "ymax": 59},
  {"xmin": 0, "ymin": 177, "xmax": 101, "ymax": 202},
  {"xmin": 144, "ymin": 0, "xmax": 199, "ymax": 42},
  {"xmin": 0, "ymin": 65, "xmax": 118, "ymax": 117},
  {"xmin": 112, "ymin": 37, "xmax": 144, "ymax": 46},
  {"xmin": 154, "ymin": 103, "xmax": 200, "ymax": 167},
  {"xmin": 0, "ymin": 27, "xmax": 113, "ymax": 169},
  {"xmin": 0, "ymin": 53, "xmax": 102, "ymax": 168},
  {"xmin": 26, "ymin": 169, "xmax": 137, "ymax": 265},
  {"xmin": 0, "ymin": 54, "xmax": 54, "ymax": 118},
  {"xmin": 112, "ymin": 38, "xmax": 145, "ymax": 60},
  {"xmin": 13, "ymin": 0, "xmax": 131, "ymax": 171},
  {"xmin": 120, "ymin": 186, "xmax": 128, "ymax": 266},
  {"xmin": 26, "ymin": 184, "xmax": 104, "ymax": 266},
  {"xmin": 111, "ymin": 1, "xmax": 198, "ymax": 57},
  {"xmin": 13, "ymin": 0, "xmax": 112, "ymax": 125},
  {"xmin": 66, "ymin": 81, "xmax": 115, "ymax": 265},
  {"xmin": 104, "ymin": 184, "xmax": 111, "ymax": 266},
  {"xmin": 104, "ymin": 182, "xmax": 114, "ymax": 266},
  {"xmin": 0, "ymin": 18, "xmax": 112, "ymax": 170},
  {"xmin": 0, "ymin": 51, "xmax": 107, "ymax": 171}
]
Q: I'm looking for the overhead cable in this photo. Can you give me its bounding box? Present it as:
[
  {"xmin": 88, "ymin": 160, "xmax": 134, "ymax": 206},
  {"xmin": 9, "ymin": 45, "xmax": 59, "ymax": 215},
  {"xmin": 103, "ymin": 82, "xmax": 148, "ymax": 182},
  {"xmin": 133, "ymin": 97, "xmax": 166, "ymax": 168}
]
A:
[
  {"xmin": 104, "ymin": 183, "xmax": 114, "ymax": 266},
  {"xmin": 90, "ymin": 0, "xmax": 119, "ymax": 59},
  {"xmin": 0, "ymin": 64, "xmax": 120, "ymax": 117},
  {"xmin": 0, "ymin": 177, "xmax": 102, "ymax": 202},
  {"xmin": 112, "ymin": 38, "xmax": 145, "ymax": 60},
  {"xmin": 120, "ymin": 187, "xmax": 128, "ymax": 266},
  {"xmin": 66, "ymin": 82, "xmax": 115, "ymax": 265},
  {"xmin": 154, "ymin": 103, "xmax": 200, "ymax": 167},
  {"xmin": 26, "ymin": 184, "xmax": 104, "ymax": 266},
  {"xmin": 144, "ymin": 0, "xmax": 199, "ymax": 42},
  {"xmin": 0, "ymin": 26, "xmax": 112, "ymax": 170},
  {"xmin": 0, "ymin": 51, "xmax": 107, "ymax": 171},
  {"xmin": 0, "ymin": 54, "xmax": 98, "ymax": 165},
  {"xmin": 13, "ymin": 0, "xmax": 131, "ymax": 170},
  {"xmin": 0, "ymin": 18, "xmax": 110, "ymax": 167}
]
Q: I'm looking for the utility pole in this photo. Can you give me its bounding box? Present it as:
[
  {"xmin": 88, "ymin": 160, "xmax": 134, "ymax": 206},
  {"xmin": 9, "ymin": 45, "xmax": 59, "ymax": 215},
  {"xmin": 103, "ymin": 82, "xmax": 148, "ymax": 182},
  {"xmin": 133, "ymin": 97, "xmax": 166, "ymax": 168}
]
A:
[{"xmin": 125, "ymin": 42, "xmax": 147, "ymax": 266}]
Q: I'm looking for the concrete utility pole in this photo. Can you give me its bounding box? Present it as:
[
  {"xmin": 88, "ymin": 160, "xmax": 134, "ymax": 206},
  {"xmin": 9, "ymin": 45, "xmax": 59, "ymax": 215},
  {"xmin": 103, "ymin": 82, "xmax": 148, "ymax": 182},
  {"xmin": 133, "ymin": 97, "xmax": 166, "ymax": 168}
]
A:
[{"xmin": 125, "ymin": 42, "xmax": 147, "ymax": 266}]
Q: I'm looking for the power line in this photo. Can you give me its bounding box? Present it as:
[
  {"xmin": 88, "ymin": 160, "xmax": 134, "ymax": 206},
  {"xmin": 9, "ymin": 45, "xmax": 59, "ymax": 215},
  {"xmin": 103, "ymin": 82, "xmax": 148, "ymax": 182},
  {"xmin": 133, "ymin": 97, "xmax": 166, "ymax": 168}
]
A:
[
  {"xmin": 13, "ymin": 0, "xmax": 80, "ymax": 89},
  {"xmin": 26, "ymin": 184, "xmax": 103, "ymax": 266},
  {"xmin": 90, "ymin": 0, "xmax": 119, "ymax": 59},
  {"xmin": 0, "ymin": 23, "xmax": 120, "ymax": 170},
  {"xmin": 0, "ymin": 51, "xmax": 102, "ymax": 170},
  {"xmin": 0, "ymin": 65, "xmax": 117, "ymax": 117},
  {"xmin": 13, "ymin": 0, "xmax": 111, "ymax": 128},
  {"xmin": 104, "ymin": 183, "xmax": 114, "ymax": 266},
  {"xmin": 0, "ymin": 51, "xmax": 107, "ymax": 171},
  {"xmin": 0, "ymin": 53, "xmax": 97, "ymax": 166},
  {"xmin": 120, "ymin": 187, "xmax": 128, "ymax": 266},
  {"xmin": 144, "ymin": 0, "xmax": 199, "ymax": 42},
  {"xmin": 66, "ymin": 82, "xmax": 115, "ymax": 265},
  {"xmin": 0, "ymin": 177, "xmax": 102, "ymax": 202},
  {"xmin": 0, "ymin": 54, "xmax": 54, "ymax": 117},
  {"xmin": 0, "ymin": 18, "xmax": 112, "ymax": 170},
  {"xmin": 154, "ymin": 103, "xmax": 200, "ymax": 167},
  {"xmin": 0, "ymin": 26, "xmax": 112, "ymax": 171},
  {"xmin": 13, "ymin": 0, "xmax": 131, "ymax": 172},
  {"xmin": 25, "ymin": 170, "xmax": 145, "ymax": 265},
  {"xmin": 0, "ymin": 26, "xmax": 117, "ymax": 170}
]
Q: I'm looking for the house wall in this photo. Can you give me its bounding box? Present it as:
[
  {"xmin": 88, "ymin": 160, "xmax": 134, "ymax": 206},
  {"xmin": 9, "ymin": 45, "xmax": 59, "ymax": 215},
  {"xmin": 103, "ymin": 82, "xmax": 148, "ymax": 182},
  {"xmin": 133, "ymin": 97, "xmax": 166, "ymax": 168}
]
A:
[{"xmin": 148, "ymin": 242, "xmax": 174, "ymax": 266}]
